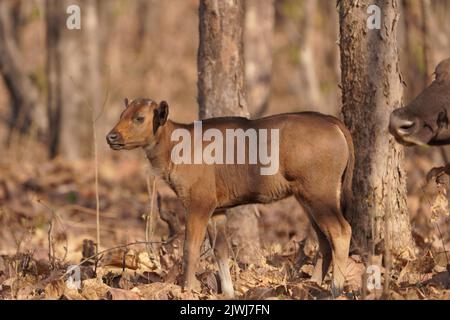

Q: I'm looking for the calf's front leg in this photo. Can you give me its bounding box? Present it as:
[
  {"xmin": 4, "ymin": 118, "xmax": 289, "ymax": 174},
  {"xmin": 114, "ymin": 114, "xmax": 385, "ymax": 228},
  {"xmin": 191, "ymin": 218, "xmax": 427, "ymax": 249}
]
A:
[{"xmin": 183, "ymin": 200, "xmax": 216, "ymax": 292}]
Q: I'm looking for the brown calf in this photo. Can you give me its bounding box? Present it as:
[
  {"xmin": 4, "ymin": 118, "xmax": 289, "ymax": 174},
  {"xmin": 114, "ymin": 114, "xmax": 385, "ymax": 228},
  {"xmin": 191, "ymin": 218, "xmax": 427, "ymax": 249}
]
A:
[{"xmin": 107, "ymin": 98, "xmax": 355, "ymax": 297}]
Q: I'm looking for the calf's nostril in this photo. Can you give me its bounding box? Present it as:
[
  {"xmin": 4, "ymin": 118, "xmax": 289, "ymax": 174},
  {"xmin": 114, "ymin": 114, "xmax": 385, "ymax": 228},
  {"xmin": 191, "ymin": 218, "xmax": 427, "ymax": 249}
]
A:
[{"xmin": 107, "ymin": 133, "xmax": 118, "ymax": 142}]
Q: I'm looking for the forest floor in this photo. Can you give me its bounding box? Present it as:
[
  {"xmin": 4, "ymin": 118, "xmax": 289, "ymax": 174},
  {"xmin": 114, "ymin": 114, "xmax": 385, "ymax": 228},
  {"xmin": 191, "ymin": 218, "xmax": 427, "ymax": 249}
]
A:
[{"xmin": 0, "ymin": 151, "xmax": 450, "ymax": 300}]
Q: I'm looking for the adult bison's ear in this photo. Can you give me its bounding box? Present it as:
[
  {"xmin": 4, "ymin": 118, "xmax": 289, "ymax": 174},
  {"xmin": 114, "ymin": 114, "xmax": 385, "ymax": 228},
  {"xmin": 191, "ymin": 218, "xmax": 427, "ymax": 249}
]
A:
[{"xmin": 153, "ymin": 101, "xmax": 169, "ymax": 134}]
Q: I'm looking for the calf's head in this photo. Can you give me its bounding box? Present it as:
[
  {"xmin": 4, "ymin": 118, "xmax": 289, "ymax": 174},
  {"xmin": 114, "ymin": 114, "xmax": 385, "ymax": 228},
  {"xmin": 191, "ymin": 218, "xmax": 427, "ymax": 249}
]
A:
[
  {"xmin": 389, "ymin": 58, "xmax": 450, "ymax": 146},
  {"xmin": 107, "ymin": 98, "xmax": 169, "ymax": 150}
]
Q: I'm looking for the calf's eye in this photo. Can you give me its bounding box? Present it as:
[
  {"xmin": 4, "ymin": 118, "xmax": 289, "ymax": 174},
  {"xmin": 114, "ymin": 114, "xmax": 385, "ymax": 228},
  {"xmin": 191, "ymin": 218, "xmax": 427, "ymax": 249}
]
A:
[{"xmin": 134, "ymin": 116, "xmax": 145, "ymax": 123}]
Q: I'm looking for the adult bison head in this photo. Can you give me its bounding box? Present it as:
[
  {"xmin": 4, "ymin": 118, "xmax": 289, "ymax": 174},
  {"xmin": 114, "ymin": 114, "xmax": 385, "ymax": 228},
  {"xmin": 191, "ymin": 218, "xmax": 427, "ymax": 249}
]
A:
[{"xmin": 389, "ymin": 58, "xmax": 450, "ymax": 146}]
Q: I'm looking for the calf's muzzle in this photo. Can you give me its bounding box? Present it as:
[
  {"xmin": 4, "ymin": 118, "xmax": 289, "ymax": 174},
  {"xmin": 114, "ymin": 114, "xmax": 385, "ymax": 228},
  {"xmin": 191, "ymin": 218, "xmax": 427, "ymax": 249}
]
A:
[{"xmin": 106, "ymin": 131, "xmax": 124, "ymax": 149}]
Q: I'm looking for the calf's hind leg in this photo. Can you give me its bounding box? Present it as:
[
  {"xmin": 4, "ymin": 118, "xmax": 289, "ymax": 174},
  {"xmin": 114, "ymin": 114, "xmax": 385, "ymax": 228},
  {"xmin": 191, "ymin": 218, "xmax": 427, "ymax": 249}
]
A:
[
  {"xmin": 297, "ymin": 196, "xmax": 351, "ymax": 296},
  {"xmin": 327, "ymin": 214, "xmax": 351, "ymax": 297},
  {"xmin": 308, "ymin": 219, "xmax": 332, "ymax": 285},
  {"xmin": 207, "ymin": 212, "xmax": 234, "ymax": 297}
]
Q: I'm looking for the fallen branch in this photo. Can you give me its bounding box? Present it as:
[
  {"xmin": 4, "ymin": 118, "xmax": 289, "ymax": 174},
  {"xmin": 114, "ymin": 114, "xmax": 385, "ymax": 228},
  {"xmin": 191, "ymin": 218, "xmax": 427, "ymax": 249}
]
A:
[
  {"xmin": 58, "ymin": 204, "xmax": 117, "ymax": 219},
  {"xmin": 59, "ymin": 238, "xmax": 176, "ymax": 280}
]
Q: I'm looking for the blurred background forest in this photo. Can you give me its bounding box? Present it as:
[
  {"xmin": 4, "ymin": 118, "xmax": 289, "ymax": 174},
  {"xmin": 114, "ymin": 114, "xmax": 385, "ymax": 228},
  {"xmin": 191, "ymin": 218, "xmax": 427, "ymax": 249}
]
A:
[{"xmin": 0, "ymin": 0, "xmax": 450, "ymax": 300}]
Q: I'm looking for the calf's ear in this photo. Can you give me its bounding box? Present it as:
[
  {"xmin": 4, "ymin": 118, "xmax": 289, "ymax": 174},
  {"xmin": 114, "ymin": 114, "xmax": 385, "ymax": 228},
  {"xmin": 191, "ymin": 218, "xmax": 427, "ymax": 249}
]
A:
[
  {"xmin": 153, "ymin": 101, "xmax": 169, "ymax": 134},
  {"xmin": 124, "ymin": 98, "xmax": 129, "ymax": 108}
]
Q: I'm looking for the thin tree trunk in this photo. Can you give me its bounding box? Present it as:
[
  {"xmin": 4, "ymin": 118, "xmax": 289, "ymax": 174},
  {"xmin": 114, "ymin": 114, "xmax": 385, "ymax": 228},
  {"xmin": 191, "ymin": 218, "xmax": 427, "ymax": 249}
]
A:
[
  {"xmin": 298, "ymin": 0, "xmax": 323, "ymax": 112},
  {"xmin": 0, "ymin": 0, "xmax": 46, "ymax": 143},
  {"xmin": 134, "ymin": 0, "xmax": 152, "ymax": 53},
  {"xmin": 198, "ymin": 0, "xmax": 261, "ymax": 265},
  {"xmin": 420, "ymin": 0, "xmax": 432, "ymax": 86},
  {"xmin": 244, "ymin": 0, "xmax": 274, "ymax": 118},
  {"xmin": 46, "ymin": 0, "xmax": 62, "ymax": 158},
  {"xmin": 339, "ymin": 0, "xmax": 414, "ymax": 259},
  {"xmin": 46, "ymin": 0, "xmax": 100, "ymax": 159},
  {"xmin": 400, "ymin": 0, "xmax": 414, "ymax": 100}
]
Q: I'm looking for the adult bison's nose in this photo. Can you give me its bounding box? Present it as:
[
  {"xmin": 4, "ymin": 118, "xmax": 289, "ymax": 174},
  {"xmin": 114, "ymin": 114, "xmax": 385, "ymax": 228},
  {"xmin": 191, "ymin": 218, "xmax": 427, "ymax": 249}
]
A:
[{"xmin": 389, "ymin": 109, "xmax": 417, "ymax": 137}]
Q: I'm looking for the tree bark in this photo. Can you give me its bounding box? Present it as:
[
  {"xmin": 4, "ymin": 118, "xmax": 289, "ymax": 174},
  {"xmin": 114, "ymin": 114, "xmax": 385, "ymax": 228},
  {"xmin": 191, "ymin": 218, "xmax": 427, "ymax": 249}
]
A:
[
  {"xmin": 198, "ymin": 0, "xmax": 261, "ymax": 265},
  {"xmin": 339, "ymin": 0, "xmax": 414, "ymax": 259},
  {"xmin": 0, "ymin": 0, "xmax": 46, "ymax": 143},
  {"xmin": 46, "ymin": 0, "xmax": 100, "ymax": 159},
  {"xmin": 244, "ymin": 0, "xmax": 274, "ymax": 118}
]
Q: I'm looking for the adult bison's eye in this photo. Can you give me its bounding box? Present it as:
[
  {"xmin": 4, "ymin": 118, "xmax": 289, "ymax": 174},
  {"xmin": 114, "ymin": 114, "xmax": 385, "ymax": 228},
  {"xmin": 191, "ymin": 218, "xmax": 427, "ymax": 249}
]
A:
[
  {"xmin": 437, "ymin": 109, "xmax": 448, "ymax": 130},
  {"xmin": 134, "ymin": 116, "xmax": 145, "ymax": 124}
]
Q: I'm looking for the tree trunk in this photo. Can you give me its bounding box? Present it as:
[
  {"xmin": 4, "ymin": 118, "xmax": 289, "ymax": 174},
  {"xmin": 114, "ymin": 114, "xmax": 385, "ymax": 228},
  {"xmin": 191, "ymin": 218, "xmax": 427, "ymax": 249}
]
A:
[
  {"xmin": 198, "ymin": 0, "xmax": 261, "ymax": 265},
  {"xmin": 339, "ymin": 0, "xmax": 414, "ymax": 259},
  {"xmin": 420, "ymin": 0, "xmax": 432, "ymax": 86},
  {"xmin": 46, "ymin": 0, "xmax": 100, "ymax": 159},
  {"xmin": 0, "ymin": 0, "xmax": 46, "ymax": 144},
  {"xmin": 399, "ymin": 0, "xmax": 415, "ymax": 101},
  {"xmin": 298, "ymin": 0, "xmax": 323, "ymax": 112},
  {"xmin": 46, "ymin": 0, "xmax": 62, "ymax": 158},
  {"xmin": 134, "ymin": 0, "xmax": 153, "ymax": 53},
  {"xmin": 244, "ymin": 0, "xmax": 274, "ymax": 118}
]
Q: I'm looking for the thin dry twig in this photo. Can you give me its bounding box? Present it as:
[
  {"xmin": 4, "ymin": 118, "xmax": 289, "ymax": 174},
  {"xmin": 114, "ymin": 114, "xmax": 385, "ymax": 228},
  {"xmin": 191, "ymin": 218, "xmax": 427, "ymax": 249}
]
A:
[
  {"xmin": 70, "ymin": 76, "xmax": 110, "ymax": 253},
  {"xmin": 47, "ymin": 218, "xmax": 54, "ymax": 266},
  {"xmin": 145, "ymin": 174, "xmax": 157, "ymax": 256},
  {"xmin": 36, "ymin": 198, "xmax": 69, "ymax": 265},
  {"xmin": 92, "ymin": 115, "xmax": 101, "ymax": 251}
]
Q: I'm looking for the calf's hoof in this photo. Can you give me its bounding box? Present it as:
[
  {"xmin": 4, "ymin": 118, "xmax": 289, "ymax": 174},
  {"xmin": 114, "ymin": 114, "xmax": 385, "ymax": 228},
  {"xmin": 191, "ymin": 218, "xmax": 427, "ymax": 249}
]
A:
[
  {"xmin": 309, "ymin": 270, "xmax": 324, "ymax": 286},
  {"xmin": 183, "ymin": 277, "xmax": 202, "ymax": 293},
  {"xmin": 331, "ymin": 280, "xmax": 345, "ymax": 298},
  {"xmin": 220, "ymin": 282, "xmax": 235, "ymax": 298}
]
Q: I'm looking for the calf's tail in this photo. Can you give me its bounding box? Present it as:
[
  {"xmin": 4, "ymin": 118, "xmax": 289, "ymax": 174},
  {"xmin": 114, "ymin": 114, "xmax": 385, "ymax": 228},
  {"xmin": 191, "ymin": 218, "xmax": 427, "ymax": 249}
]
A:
[
  {"xmin": 325, "ymin": 116, "xmax": 354, "ymax": 219},
  {"xmin": 337, "ymin": 122, "xmax": 355, "ymax": 220}
]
